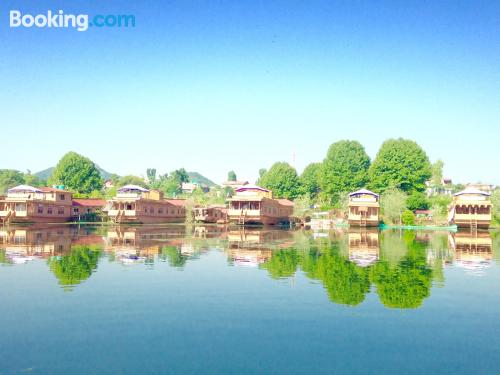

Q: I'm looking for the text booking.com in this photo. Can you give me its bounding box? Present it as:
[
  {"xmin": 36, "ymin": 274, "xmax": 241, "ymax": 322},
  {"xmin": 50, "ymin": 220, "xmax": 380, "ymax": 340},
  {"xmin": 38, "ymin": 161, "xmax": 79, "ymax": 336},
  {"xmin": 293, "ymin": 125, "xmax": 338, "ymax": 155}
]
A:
[{"xmin": 9, "ymin": 10, "xmax": 135, "ymax": 31}]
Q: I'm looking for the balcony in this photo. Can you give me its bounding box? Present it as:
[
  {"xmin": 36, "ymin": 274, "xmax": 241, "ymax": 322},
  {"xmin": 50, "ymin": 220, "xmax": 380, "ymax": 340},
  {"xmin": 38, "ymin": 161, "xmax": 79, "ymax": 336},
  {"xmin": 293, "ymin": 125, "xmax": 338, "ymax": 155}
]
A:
[{"xmin": 228, "ymin": 209, "xmax": 261, "ymax": 217}]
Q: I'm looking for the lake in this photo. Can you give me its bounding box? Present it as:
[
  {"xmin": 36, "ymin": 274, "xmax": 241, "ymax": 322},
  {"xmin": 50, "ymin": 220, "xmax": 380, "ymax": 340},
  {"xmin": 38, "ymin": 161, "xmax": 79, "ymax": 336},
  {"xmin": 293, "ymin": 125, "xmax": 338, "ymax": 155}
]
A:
[{"xmin": 1, "ymin": 225, "xmax": 499, "ymax": 374}]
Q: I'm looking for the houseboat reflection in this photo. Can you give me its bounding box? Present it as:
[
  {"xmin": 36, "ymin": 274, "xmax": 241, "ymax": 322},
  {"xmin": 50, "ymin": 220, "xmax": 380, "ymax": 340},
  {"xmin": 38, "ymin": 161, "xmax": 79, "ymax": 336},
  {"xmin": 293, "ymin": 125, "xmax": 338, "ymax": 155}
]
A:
[
  {"xmin": 449, "ymin": 231, "xmax": 493, "ymax": 275},
  {"xmin": 348, "ymin": 229, "xmax": 380, "ymax": 267}
]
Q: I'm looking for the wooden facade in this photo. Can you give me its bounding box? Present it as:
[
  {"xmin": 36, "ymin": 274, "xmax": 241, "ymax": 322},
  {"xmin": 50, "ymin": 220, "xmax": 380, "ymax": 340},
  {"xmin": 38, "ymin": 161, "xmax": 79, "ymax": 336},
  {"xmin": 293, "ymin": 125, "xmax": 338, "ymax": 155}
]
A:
[
  {"xmin": 348, "ymin": 229, "xmax": 380, "ymax": 267},
  {"xmin": 106, "ymin": 185, "xmax": 186, "ymax": 224},
  {"xmin": 448, "ymin": 188, "xmax": 492, "ymax": 229},
  {"xmin": 348, "ymin": 189, "xmax": 380, "ymax": 227},
  {"xmin": 193, "ymin": 205, "xmax": 228, "ymax": 224},
  {"xmin": 0, "ymin": 185, "xmax": 73, "ymax": 224},
  {"xmin": 227, "ymin": 185, "xmax": 294, "ymax": 226}
]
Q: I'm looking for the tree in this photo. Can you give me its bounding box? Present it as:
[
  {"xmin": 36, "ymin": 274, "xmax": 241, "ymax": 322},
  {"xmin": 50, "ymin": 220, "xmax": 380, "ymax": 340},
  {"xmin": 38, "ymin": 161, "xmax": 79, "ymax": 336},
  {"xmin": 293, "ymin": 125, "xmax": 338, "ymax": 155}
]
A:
[
  {"xmin": 368, "ymin": 138, "xmax": 432, "ymax": 194},
  {"xmin": 320, "ymin": 140, "xmax": 371, "ymax": 204},
  {"xmin": 260, "ymin": 249, "xmax": 301, "ymax": 279},
  {"xmin": 171, "ymin": 168, "xmax": 189, "ymax": 183},
  {"xmin": 402, "ymin": 210, "xmax": 416, "ymax": 225},
  {"xmin": 300, "ymin": 162, "xmax": 322, "ymax": 198},
  {"xmin": 256, "ymin": 168, "xmax": 267, "ymax": 185},
  {"xmin": 0, "ymin": 169, "xmax": 25, "ymax": 193},
  {"xmin": 146, "ymin": 168, "xmax": 157, "ymax": 183},
  {"xmin": 406, "ymin": 191, "xmax": 430, "ymax": 211},
  {"xmin": 117, "ymin": 175, "xmax": 147, "ymax": 188},
  {"xmin": 48, "ymin": 152, "xmax": 103, "ymax": 194},
  {"xmin": 258, "ymin": 162, "xmax": 301, "ymax": 199},
  {"xmin": 491, "ymin": 189, "xmax": 500, "ymax": 222},
  {"xmin": 381, "ymin": 188, "xmax": 407, "ymax": 224},
  {"xmin": 431, "ymin": 159, "xmax": 444, "ymax": 186},
  {"xmin": 227, "ymin": 170, "xmax": 237, "ymax": 182}
]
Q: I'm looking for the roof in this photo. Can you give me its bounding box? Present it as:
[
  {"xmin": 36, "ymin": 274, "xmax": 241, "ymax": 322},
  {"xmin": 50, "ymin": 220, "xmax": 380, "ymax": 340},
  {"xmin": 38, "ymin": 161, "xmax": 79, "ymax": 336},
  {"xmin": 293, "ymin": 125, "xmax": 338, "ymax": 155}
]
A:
[
  {"xmin": 118, "ymin": 185, "xmax": 149, "ymax": 193},
  {"xmin": 349, "ymin": 189, "xmax": 379, "ymax": 198},
  {"xmin": 72, "ymin": 199, "xmax": 106, "ymax": 207},
  {"xmin": 235, "ymin": 184, "xmax": 270, "ymax": 193},
  {"xmin": 8, "ymin": 185, "xmax": 43, "ymax": 193},
  {"xmin": 415, "ymin": 210, "xmax": 432, "ymax": 215},
  {"xmin": 165, "ymin": 199, "xmax": 186, "ymax": 207},
  {"xmin": 276, "ymin": 199, "xmax": 294, "ymax": 206},
  {"xmin": 453, "ymin": 188, "xmax": 491, "ymax": 197},
  {"xmin": 40, "ymin": 187, "xmax": 70, "ymax": 193}
]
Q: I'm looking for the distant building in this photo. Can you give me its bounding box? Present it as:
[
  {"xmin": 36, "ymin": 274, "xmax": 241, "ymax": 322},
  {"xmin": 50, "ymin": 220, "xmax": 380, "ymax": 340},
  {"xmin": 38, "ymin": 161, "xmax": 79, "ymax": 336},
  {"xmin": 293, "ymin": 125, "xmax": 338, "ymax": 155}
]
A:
[
  {"xmin": 72, "ymin": 199, "xmax": 106, "ymax": 220},
  {"xmin": 104, "ymin": 180, "xmax": 114, "ymax": 189},
  {"xmin": 181, "ymin": 182, "xmax": 209, "ymax": 194},
  {"xmin": 466, "ymin": 183, "xmax": 494, "ymax": 195},
  {"xmin": 426, "ymin": 178, "xmax": 453, "ymax": 196}
]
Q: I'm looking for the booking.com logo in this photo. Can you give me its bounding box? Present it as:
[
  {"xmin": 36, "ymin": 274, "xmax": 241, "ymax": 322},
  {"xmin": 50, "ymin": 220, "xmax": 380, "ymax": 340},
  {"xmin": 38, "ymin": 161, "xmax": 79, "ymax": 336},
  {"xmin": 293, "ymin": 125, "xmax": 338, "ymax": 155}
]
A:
[{"xmin": 9, "ymin": 10, "xmax": 135, "ymax": 32}]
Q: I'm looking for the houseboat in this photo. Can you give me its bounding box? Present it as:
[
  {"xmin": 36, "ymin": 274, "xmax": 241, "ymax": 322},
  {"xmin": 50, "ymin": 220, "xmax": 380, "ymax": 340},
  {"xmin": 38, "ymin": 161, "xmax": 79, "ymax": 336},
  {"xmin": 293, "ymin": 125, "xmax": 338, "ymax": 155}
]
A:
[
  {"xmin": 227, "ymin": 185, "xmax": 294, "ymax": 226},
  {"xmin": 193, "ymin": 205, "xmax": 228, "ymax": 224},
  {"xmin": 106, "ymin": 185, "xmax": 186, "ymax": 224},
  {"xmin": 348, "ymin": 189, "xmax": 380, "ymax": 227},
  {"xmin": 72, "ymin": 199, "xmax": 106, "ymax": 221},
  {"xmin": 0, "ymin": 185, "xmax": 73, "ymax": 224},
  {"xmin": 448, "ymin": 188, "xmax": 492, "ymax": 229}
]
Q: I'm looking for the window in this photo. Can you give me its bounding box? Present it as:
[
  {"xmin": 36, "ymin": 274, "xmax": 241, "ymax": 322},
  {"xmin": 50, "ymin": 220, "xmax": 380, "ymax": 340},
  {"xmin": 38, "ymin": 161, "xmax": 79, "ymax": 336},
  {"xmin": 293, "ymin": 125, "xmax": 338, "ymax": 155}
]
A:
[
  {"xmin": 47, "ymin": 207, "xmax": 53, "ymax": 214},
  {"xmin": 38, "ymin": 205, "xmax": 43, "ymax": 214},
  {"xmin": 73, "ymin": 208, "xmax": 79, "ymax": 214},
  {"xmin": 58, "ymin": 207, "xmax": 64, "ymax": 215},
  {"xmin": 59, "ymin": 194, "xmax": 65, "ymax": 200}
]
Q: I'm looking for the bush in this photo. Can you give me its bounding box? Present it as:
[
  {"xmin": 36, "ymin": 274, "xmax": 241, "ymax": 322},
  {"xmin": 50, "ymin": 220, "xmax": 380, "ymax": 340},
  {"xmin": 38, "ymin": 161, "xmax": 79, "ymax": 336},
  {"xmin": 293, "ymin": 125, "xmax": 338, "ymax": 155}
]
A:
[
  {"xmin": 407, "ymin": 191, "xmax": 430, "ymax": 211},
  {"xmin": 402, "ymin": 210, "xmax": 416, "ymax": 226}
]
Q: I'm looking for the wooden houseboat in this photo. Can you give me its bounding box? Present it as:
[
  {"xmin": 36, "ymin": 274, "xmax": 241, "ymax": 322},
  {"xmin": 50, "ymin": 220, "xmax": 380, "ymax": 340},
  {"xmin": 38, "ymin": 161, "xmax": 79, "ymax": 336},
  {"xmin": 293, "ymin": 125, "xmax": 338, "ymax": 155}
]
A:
[
  {"xmin": 0, "ymin": 185, "xmax": 73, "ymax": 224},
  {"xmin": 72, "ymin": 199, "xmax": 106, "ymax": 221},
  {"xmin": 227, "ymin": 185, "xmax": 294, "ymax": 226},
  {"xmin": 348, "ymin": 189, "xmax": 380, "ymax": 227},
  {"xmin": 106, "ymin": 185, "xmax": 186, "ymax": 224},
  {"xmin": 193, "ymin": 205, "xmax": 228, "ymax": 224},
  {"xmin": 448, "ymin": 188, "xmax": 492, "ymax": 229}
]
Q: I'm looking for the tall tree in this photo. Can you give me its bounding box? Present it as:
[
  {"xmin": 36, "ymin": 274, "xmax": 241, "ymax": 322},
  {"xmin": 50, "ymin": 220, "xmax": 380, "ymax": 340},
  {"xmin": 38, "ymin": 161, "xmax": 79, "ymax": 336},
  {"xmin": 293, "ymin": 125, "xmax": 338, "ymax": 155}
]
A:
[
  {"xmin": 381, "ymin": 188, "xmax": 407, "ymax": 224},
  {"xmin": 171, "ymin": 168, "xmax": 190, "ymax": 183},
  {"xmin": 117, "ymin": 175, "xmax": 147, "ymax": 188},
  {"xmin": 146, "ymin": 168, "xmax": 157, "ymax": 183},
  {"xmin": 431, "ymin": 159, "xmax": 444, "ymax": 186},
  {"xmin": 300, "ymin": 162, "xmax": 322, "ymax": 198},
  {"xmin": 259, "ymin": 162, "xmax": 301, "ymax": 199},
  {"xmin": 320, "ymin": 140, "xmax": 371, "ymax": 204},
  {"xmin": 368, "ymin": 138, "xmax": 432, "ymax": 193},
  {"xmin": 48, "ymin": 152, "xmax": 103, "ymax": 194},
  {"xmin": 227, "ymin": 170, "xmax": 237, "ymax": 182}
]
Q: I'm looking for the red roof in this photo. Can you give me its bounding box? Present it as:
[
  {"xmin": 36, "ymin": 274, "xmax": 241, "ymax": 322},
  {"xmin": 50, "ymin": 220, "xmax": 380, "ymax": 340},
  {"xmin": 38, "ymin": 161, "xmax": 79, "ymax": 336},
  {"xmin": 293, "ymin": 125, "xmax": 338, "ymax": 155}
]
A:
[
  {"xmin": 276, "ymin": 199, "xmax": 294, "ymax": 206},
  {"xmin": 165, "ymin": 199, "xmax": 186, "ymax": 207},
  {"xmin": 72, "ymin": 199, "xmax": 106, "ymax": 207}
]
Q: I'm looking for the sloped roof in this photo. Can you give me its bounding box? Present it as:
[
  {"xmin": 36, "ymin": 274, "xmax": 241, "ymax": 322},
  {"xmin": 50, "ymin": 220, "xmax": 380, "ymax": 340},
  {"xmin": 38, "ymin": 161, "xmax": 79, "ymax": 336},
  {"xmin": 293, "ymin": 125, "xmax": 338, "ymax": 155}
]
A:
[
  {"xmin": 40, "ymin": 187, "xmax": 70, "ymax": 193},
  {"xmin": 276, "ymin": 199, "xmax": 294, "ymax": 206},
  {"xmin": 235, "ymin": 184, "xmax": 270, "ymax": 193},
  {"xmin": 72, "ymin": 199, "xmax": 106, "ymax": 207},
  {"xmin": 165, "ymin": 199, "xmax": 186, "ymax": 207},
  {"xmin": 118, "ymin": 185, "xmax": 149, "ymax": 193},
  {"xmin": 349, "ymin": 189, "xmax": 379, "ymax": 198},
  {"xmin": 8, "ymin": 185, "xmax": 43, "ymax": 193},
  {"xmin": 453, "ymin": 188, "xmax": 491, "ymax": 197}
]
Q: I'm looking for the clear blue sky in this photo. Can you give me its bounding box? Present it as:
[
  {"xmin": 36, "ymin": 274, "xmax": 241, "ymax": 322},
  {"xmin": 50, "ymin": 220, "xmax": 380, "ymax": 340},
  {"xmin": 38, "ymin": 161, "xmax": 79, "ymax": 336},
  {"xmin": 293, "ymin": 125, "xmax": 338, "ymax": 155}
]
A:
[{"xmin": 1, "ymin": 0, "xmax": 499, "ymax": 185}]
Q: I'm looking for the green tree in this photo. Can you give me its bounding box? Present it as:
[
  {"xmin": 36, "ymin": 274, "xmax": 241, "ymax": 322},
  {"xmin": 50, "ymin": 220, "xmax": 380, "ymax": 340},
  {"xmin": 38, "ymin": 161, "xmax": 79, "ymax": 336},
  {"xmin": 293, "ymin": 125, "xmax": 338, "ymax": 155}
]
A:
[
  {"xmin": 406, "ymin": 191, "xmax": 430, "ymax": 211},
  {"xmin": 300, "ymin": 162, "xmax": 322, "ymax": 198},
  {"xmin": 48, "ymin": 152, "xmax": 103, "ymax": 194},
  {"xmin": 431, "ymin": 159, "xmax": 444, "ymax": 186},
  {"xmin": 368, "ymin": 138, "xmax": 432, "ymax": 194},
  {"xmin": 48, "ymin": 245, "xmax": 101, "ymax": 287},
  {"xmin": 381, "ymin": 188, "xmax": 407, "ymax": 224},
  {"xmin": 260, "ymin": 249, "xmax": 301, "ymax": 279},
  {"xmin": 259, "ymin": 162, "xmax": 302, "ymax": 199},
  {"xmin": 491, "ymin": 189, "xmax": 500, "ymax": 223},
  {"xmin": 117, "ymin": 175, "xmax": 147, "ymax": 188},
  {"xmin": 320, "ymin": 140, "xmax": 370, "ymax": 204},
  {"xmin": 146, "ymin": 168, "xmax": 157, "ymax": 183},
  {"xmin": 159, "ymin": 246, "xmax": 187, "ymax": 268},
  {"xmin": 171, "ymin": 168, "xmax": 190, "ymax": 183},
  {"xmin": 0, "ymin": 169, "xmax": 25, "ymax": 193},
  {"xmin": 401, "ymin": 210, "xmax": 416, "ymax": 225},
  {"xmin": 227, "ymin": 170, "xmax": 237, "ymax": 182}
]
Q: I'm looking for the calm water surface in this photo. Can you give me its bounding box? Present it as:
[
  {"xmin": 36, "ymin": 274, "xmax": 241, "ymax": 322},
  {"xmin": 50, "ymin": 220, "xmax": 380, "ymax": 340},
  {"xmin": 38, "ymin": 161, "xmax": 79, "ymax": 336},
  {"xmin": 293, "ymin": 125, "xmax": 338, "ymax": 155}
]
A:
[{"xmin": 1, "ymin": 225, "xmax": 500, "ymax": 375}]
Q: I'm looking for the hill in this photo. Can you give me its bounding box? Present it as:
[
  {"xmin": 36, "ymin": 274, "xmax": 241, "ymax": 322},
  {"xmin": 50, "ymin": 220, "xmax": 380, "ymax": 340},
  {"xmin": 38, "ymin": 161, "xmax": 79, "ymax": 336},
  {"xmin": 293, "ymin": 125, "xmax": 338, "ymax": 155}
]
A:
[
  {"xmin": 188, "ymin": 172, "xmax": 218, "ymax": 188},
  {"xmin": 35, "ymin": 165, "xmax": 113, "ymax": 181}
]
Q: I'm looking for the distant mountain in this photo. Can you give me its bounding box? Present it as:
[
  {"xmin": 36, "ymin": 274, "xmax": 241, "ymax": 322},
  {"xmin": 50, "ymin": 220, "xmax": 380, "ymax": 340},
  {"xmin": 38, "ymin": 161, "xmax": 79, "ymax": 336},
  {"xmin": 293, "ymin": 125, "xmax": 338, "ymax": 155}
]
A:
[
  {"xmin": 188, "ymin": 172, "xmax": 218, "ymax": 188},
  {"xmin": 35, "ymin": 165, "xmax": 113, "ymax": 181}
]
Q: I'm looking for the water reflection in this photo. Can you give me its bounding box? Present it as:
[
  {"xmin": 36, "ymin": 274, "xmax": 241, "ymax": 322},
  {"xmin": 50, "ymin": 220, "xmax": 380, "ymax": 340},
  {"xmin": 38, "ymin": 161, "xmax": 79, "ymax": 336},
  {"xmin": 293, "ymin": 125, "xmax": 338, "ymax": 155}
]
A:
[{"xmin": 1, "ymin": 225, "xmax": 498, "ymax": 309}]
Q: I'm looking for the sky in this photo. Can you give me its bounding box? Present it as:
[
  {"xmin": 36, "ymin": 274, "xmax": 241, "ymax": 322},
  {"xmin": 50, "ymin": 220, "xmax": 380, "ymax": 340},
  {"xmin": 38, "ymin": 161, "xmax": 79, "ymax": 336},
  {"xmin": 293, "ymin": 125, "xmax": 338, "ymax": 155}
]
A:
[{"xmin": 1, "ymin": 0, "xmax": 499, "ymax": 185}]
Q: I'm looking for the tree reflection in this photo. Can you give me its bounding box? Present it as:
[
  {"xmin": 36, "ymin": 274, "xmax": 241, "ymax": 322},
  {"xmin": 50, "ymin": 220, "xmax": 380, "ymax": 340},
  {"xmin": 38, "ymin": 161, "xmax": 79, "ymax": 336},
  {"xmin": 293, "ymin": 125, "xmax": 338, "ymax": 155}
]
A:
[
  {"xmin": 370, "ymin": 232, "xmax": 432, "ymax": 308},
  {"xmin": 49, "ymin": 245, "xmax": 101, "ymax": 287},
  {"xmin": 301, "ymin": 245, "xmax": 371, "ymax": 306},
  {"xmin": 260, "ymin": 249, "xmax": 301, "ymax": 279},
  {"xmin": 159, "ymin": 246, "xmax": 187, "ymax": 268}
]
